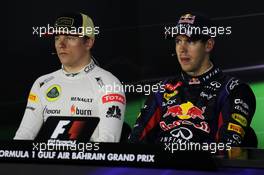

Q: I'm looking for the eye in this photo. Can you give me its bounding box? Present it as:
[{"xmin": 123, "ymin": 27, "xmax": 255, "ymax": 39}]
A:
[
  {"xmin": 54, "ymin": 36, "xmax": 59, "ymax": 41},
  {"xmin": 66, "ymin": 36, "xmax": 77, "ymax": 40},
  {"xmin": 175, "ymin": 38, "xmax": 181, "ymax": 44},
  {"xmin": 187, "ymin": 39, "xmax": 196, "ymax": 45}
]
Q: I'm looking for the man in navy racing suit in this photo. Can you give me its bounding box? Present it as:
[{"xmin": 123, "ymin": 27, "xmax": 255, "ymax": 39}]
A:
[{"xmin": 128, "ymin": 13, "xmax": 256, "ymax": 147}]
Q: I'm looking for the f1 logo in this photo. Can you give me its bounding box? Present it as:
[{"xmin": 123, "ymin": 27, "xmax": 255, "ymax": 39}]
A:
[{"xmin": 50, "ymin": 120, "xmax": 70, "ymax": 139}]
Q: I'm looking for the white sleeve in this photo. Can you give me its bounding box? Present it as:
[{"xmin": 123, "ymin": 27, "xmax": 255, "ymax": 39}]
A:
[
  {"xmin": 14, "ymin": 79, "xmax": 44, "ymax": 140},
  {"xmin": 92, "ymin": 77, "xmax": 126, "ymax": 142}
]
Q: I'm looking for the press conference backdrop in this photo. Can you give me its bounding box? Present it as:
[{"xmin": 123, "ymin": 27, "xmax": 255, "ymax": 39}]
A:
[{"xmin": 3, "ymin": 0, "xmax": 264, "ymax": 147}]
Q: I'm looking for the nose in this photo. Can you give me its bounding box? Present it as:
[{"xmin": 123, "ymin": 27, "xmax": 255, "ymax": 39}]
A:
[
  {"xmin": 176, "ymin": 41, "xmax": 188, "ymax": 54},
  {"xmin": 55, "ymin": 36, "xmax": 66, "ymax": 48}
]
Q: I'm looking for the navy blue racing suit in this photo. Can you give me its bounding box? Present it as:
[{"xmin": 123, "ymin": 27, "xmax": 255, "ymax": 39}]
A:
[{"xmin": 128, "ymin": 66, "xmax": 256, "ymax": 146}]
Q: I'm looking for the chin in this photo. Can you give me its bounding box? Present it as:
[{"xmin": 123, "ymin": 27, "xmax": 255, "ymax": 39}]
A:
[
  {"xmin": 181, "ymin": 65, "xmax": 194, "ymax": 73},
  {"xmin": 59, "ymin": 57, "xmax": 70, "ymax": 64}
]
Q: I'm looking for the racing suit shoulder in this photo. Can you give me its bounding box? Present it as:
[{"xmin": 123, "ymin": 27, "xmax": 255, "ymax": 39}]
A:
[
  {"xmin": 33, "ymin": 69, "xmax": 61, "ymax": 89},
  {"xmin": 226, "ymin": 79, "xmax": 256, "ymax": 121},
  {"xmin": 13, "ymin": 70, "xmax": 60, "ymax": 140},
  {"xmin": 88, "ymin": 66, "xmax": 126, "ymax": 142},
  {"xmin": 90, "ymin": 66, "xmax": 123, "ymax": 86}
]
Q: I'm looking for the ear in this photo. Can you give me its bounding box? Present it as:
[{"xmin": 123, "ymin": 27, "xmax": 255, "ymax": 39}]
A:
[
  {"xmin": 205, "ymin": 38, "xmax": 215, "ymax": 52},
  {"xmin": 85, "ymin": 38, "xmax": 95, "ymax": 50}
]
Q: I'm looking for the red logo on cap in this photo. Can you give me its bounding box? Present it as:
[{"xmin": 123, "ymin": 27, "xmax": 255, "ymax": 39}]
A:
[{"xmin": 179, "ymin": 14, "xmax": 196, "ymax": 24}]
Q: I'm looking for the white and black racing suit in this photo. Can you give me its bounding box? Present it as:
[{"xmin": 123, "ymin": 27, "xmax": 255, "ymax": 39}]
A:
[{"xmin": 14, "ymin": 60, "xmax": 126, "ymax": 142}]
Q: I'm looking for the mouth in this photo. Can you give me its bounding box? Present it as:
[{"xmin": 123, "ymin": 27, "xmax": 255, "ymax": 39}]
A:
[
  {"xmin": 179, "ymin": 57, "xmax": 191, "ymax": 64},
  {"xmin": 58, "ymin": 52, "xmax": 68, "ymax": 56}
]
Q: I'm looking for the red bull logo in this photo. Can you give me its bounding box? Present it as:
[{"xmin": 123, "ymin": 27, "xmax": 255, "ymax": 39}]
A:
[
  {"xmin": 179, "ymin": 14, "xmax": 196, "ymax": 24},
  {"xmin": 159, "ymin": 120, "xmax": 210, "ymax": 133},
  {"xmin": 189, "ymin": 78, "xmax": 200, "ymax": 85},
  {"xmin": 163, "ymin": 101, "xmax": 205, "ymax": 120}
]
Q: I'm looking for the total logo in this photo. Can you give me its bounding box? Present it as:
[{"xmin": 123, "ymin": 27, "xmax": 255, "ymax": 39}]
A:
[
  {"xmin": 102, "ymin": 93, "xmax": 125, "ymax": 105},
  {"xmin": 163, "ymin": 101, "xmax": 205, "ymax": 120},
  {"xmin": 70, "ymin": 105, "xmax": 91, "ymax": 116}
]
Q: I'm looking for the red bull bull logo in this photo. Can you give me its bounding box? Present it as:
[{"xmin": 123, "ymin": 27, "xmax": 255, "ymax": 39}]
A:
[
  {"xmin": 189, "ymin": 78, "xmax": 200, "ymax": 85},
  {"xmin": 163, "ymin": 101, "xmax": 205, "ymax": 120},
  {"xmin": 179, "ymin": 14, "xmax": 196, "ymax": 24}
]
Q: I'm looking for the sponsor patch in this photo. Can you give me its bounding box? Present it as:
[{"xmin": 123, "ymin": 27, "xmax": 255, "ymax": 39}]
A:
[
  {"xmin": 179, "ymin": 14, "xmax": 195, "ymax": 24},
  {"xmin": 106, "ymin": 105, "xmax": 121, "ymax": 120},
  {"xmin": 227, "ymin": 123, "xmax": 245, "ymax": 137},
  {"xmin": 210, "ymin": 81, "xmax": 221, "ymax": 88},
  {"xmin": 164, "ymin": 81, "xmax": 182, "ymax": 91},
  {"xmin": 71, "ymin": 97, "xmax": 93, "ymax": 103},
  {"xmin": 56, "ymin": 17, "xmax": 74, "ymax": 27},
  {"xmin": 227, "ymin": 134, "xmax": 242, "ymax": 145},
  {"xmin": 95, "ymin": 77, "xmax": 104, "ymax": 88},
  {"xmin": 84, "ymin": 61, "xmax": 95, "ymax": 73},
  {"xmin": 229, "ymin": 79, "xmax": 239, "ymax": 90},
  {"xmin": 170, "ymin": 127, "xmax": 193, "ymax": 141},
  {"xmin": 164, "ymin": 91, "xmax": 178, "ymax": 101},
  {"xmin": 28, "ymin": 92, "xmax": 39, "ymax": 103},
  {"xmin": 102, "ymin": 94, "xmax": 125, "ymax": 104},
  {"xmin": 43, "ymin": 106, "xmax": 61, "ymax": 115},
  {"xmin": 189, "ymin": 78, "xmax": 200, "ymax": 85},
  {"xmin": 200, "ymin": 91, "xmax": 216, "ymax": 100},
  {"xmin": 45, "ymin": 85, "xmax": 61, "ymax": 102},
  {"xmin": 26, "ymin": 106, "xmax": 35, "ymax": 111},
  {"xmin": 234, "ymin": 99, "xmax": 249, "ymax": 110},
  {"xmin": 163, "ymin": 101, "xmax": 205, "ymax": 120},
  {"xmin": 39, "ymin": 76, "xmax": 54, "ymax": 88},
  {"xmin": 234, "ymin": 105, "xmax": 248, "ymax": 115},
  {"xmin": 231, "ymin": 113, "xmax": 247, "ymax": 127},
  {"xmin": 160, "ymin": 120, "xmax": 210, "ymax": 133},
  {"xmin": 70, "ymin": 105, "xmax": 92, "ymax": 116}
]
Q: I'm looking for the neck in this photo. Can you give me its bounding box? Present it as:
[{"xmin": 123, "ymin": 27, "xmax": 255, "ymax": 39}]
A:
[{"xmin": 63, "ymin": 57, "xmax": 92, "ymax": 73}]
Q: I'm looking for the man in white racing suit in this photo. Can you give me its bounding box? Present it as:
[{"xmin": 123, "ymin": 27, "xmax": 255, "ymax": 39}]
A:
[{"xmin": 14, "ymin": 12, "xmax": 126, "ymax": 142}]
